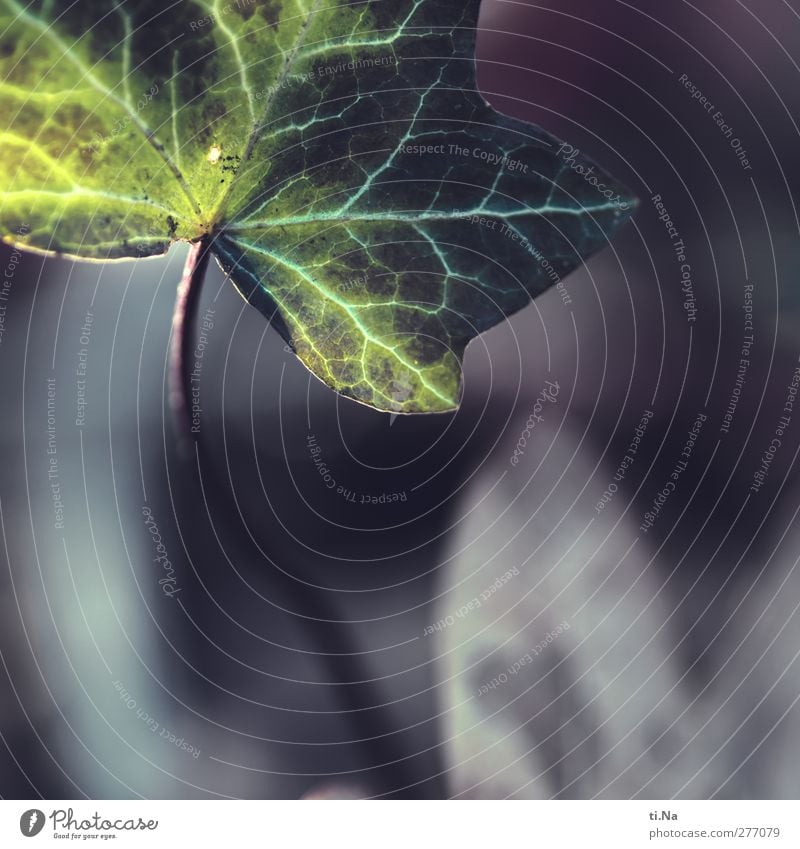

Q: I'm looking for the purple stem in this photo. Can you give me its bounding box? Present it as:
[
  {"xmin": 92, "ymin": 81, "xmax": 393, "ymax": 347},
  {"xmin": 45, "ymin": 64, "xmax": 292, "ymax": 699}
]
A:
[{"xmin": 169, "ymin": 237, "xmax": 211, "ymax": 443}]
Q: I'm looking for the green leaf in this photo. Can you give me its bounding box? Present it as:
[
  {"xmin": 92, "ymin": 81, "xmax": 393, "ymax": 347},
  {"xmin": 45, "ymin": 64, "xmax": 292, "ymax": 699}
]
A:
[{"xmin": 0, "ymin": 0, "xmax": 635, "ymax": 413}]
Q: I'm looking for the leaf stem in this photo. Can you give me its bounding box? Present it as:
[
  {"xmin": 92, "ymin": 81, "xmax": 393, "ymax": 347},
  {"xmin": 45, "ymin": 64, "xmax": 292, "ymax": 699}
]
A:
[{"xmin": 170, "ymin": 237, "xmax": 211, "ymax": 444}]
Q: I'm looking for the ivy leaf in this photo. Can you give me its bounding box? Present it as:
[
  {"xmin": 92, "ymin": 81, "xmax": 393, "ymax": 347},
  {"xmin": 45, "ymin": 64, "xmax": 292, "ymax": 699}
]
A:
[{"xmin": 0, "ymin": 0, "xmax": 635, "ymax": 413}]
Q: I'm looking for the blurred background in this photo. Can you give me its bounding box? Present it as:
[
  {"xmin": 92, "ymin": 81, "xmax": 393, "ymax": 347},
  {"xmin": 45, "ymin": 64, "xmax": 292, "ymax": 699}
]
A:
[{"xmin": 2, "ymin": 0, "xmax": 800, "ymax": 798}]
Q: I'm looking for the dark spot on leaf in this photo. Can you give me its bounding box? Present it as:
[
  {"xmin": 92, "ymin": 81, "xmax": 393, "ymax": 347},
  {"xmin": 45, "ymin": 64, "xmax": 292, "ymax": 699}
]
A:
[
  {"xmin": 55, "ymin": 4, "xmax": 124, "ymax": 63},
  {"xmin": 234, "ymin": 0, "xmax": 281, "ymax": 28},
  {"xmin": 199, "ymin": 99, "xmax": 229, "ymax": 144},
  {"xmin": 256, "ymin": 0, "xmax": 282, "ymax": 28}
]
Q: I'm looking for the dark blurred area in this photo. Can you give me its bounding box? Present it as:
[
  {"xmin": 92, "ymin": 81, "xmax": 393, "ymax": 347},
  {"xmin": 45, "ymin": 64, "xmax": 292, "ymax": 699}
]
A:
[{"xmin": 2, "ymin": 0, "xmax": 800, "ymax": 799}]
